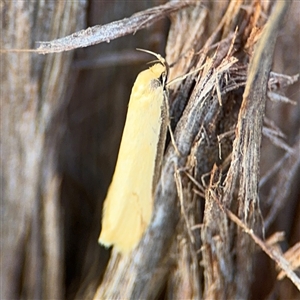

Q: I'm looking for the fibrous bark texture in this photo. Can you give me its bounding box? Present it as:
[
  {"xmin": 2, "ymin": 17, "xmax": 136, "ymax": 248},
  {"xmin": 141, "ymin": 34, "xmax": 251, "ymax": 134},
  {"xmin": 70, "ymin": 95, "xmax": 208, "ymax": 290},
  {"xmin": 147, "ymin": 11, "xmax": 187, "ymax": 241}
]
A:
[{"xmin": 1, "ymin": 1, "xmax": 299, "ymax": 299}]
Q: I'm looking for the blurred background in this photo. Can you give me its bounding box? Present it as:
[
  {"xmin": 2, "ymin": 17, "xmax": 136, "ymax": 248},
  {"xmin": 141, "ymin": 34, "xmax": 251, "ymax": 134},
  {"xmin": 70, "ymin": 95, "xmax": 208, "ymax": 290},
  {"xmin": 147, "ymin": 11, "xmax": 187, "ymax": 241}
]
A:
[{"xmin": 1, "ymin": 1, "xmax": 299, "ymax": 299}]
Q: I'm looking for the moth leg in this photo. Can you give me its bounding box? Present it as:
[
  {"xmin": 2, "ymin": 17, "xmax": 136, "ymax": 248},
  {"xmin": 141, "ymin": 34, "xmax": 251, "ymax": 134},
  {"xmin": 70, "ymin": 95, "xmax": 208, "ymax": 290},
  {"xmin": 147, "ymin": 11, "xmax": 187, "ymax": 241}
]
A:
[{"xmin": 164, "ymin": 94, "xmax": 181, "ymax": 156}]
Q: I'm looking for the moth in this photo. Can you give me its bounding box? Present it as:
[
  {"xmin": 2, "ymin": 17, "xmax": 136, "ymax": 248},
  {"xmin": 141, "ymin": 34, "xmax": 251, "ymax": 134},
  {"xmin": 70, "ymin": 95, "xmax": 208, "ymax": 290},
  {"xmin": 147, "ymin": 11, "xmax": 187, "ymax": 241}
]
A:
[{"xmin": 99, "ymin": 50, "xmax": 169, "ymax": 253}]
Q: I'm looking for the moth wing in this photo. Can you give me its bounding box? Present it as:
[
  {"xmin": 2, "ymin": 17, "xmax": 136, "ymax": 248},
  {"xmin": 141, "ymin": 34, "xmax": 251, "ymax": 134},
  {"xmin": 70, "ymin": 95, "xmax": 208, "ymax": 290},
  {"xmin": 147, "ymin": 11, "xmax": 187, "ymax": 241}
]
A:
[{"xmin": 99, "ymin": 64, "xmax": 167, "ymax": 253}]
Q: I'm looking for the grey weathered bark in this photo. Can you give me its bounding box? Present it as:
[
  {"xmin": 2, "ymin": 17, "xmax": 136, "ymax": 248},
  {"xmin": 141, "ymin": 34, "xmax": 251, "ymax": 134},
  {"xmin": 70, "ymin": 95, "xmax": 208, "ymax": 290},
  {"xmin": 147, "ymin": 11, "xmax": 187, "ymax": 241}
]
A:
[
  {"xmin": 94, "ymin": 1, "xmax": 300, "ymax": 299},
  {"xmin": 94, "ymin": 1, "xmax": 299, "ymax": 299},
  {"xmin": 1, "ymin": 1, "xmax": 87, "ymax": 299},
  {"xmin": 1, "ymin": 0, "xmax": 300, "ymax": 299}
]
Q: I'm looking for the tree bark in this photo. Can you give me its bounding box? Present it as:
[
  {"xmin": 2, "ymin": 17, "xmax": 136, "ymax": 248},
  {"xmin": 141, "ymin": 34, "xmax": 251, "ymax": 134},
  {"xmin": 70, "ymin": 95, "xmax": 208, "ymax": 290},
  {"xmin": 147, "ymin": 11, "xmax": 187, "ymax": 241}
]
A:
[
  {"xmin": 1, "ymin": 1, "xmax": 299, "ymax": 299},
  {"xmin": 1, "ymin": 2, "xmax": 87, "ymax": 299}
]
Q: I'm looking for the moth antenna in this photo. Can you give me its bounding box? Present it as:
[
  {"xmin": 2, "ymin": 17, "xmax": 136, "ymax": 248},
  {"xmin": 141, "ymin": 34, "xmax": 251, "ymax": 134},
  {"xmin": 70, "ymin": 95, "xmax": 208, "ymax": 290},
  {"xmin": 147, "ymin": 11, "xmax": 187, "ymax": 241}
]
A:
[
  {"xmin": 136, "ymin": 48, "xmax": 165, "ymax": 64},
  {"xmin": 145, "ymin": 59, "xmax": 161, "ymax": 65},
  {"xmin": 136, "ymin": 48, "xmax": 169, "ymax": 75}
]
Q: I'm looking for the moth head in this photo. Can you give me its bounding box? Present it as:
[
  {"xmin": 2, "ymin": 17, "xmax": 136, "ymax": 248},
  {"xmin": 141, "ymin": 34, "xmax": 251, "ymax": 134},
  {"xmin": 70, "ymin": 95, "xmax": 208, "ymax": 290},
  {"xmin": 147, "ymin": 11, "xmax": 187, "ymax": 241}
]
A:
[{"xmin": 136, "ymin": 48, "xmax": 169, "ymax": 84}]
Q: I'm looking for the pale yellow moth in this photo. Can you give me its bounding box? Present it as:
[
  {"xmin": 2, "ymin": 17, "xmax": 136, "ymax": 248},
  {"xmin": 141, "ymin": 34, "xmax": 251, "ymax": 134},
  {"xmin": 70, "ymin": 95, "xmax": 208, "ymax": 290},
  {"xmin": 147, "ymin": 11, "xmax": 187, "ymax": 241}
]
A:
[{"xmin": 99, "ymin": 50, "xmax": 169, "ymax": 253}]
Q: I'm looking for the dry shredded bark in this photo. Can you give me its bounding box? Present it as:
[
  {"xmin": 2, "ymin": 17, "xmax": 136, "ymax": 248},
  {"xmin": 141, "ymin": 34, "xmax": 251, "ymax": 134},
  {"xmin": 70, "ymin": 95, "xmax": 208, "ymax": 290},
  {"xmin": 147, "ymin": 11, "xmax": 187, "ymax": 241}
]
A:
[
  {"xmin": 1, "ymin": 2, "xmax": 87, "ymax": 299},
  {"xmin": 2, "ymin": 1, "xmax": 300, "ymax": 299},
  {"xmin": 93, "ymin": 1, "xmax": 299, "ymax": 299}
]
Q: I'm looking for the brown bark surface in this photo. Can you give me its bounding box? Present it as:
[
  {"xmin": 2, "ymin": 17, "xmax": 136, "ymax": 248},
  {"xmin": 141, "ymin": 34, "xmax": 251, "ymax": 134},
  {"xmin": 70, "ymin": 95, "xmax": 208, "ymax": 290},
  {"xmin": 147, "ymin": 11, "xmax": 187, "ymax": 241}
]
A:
[{"xmin": 1, "ymin": 1, "xmax": 299, "ymax": 299}]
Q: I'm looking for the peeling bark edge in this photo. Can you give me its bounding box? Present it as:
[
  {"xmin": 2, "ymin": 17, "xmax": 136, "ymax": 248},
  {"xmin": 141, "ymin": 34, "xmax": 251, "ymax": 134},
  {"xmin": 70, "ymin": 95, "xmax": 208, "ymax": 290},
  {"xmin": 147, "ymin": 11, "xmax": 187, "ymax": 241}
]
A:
[
  {"xmin": 223, "ymin": 0, "xmax": 291, "ymax": 218},
  {"xmin": 35, "ymin": 1, "xmax": 196, "ymax": 54}
]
